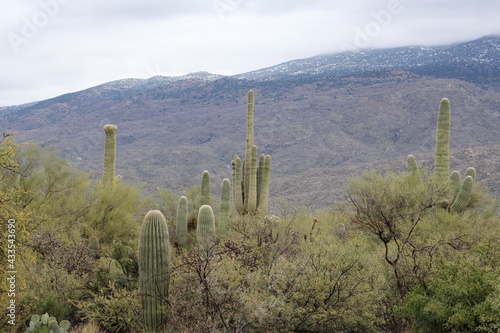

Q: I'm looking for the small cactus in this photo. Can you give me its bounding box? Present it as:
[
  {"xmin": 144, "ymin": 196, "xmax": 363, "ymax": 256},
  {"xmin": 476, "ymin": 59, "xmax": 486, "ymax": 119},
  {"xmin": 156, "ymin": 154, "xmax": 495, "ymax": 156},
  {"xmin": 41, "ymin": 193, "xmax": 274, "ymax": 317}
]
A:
[
  {"xmin": 200, "ymin": 170, "xmax": 211, "ymax": 206},
  {"xmin": 197, "ymin": 205, "xmax": 216, "ymax": 252},
  {"xmin": 406, "ymin": 155, "xmax": 422, "ymax": 185},
  {"xmin": 219, "ymin": 179, "xmax": 231, "ymax": 238},
  {"xmin": 25, "ymin": 314, "xmax": 70, "ymax": 333},
  {"xmin": 176, "ymin": 196, "xmax": 188, "ymax": 249}
]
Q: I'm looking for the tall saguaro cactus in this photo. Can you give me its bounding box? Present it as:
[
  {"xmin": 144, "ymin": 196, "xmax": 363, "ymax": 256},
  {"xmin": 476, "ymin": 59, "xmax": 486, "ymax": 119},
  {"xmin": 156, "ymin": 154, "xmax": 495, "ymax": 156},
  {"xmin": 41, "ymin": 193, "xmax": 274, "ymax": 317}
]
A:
[
  {"xmin": 102, "ymin": 124, "xmax": 118, "ymax": 185},
  {"xmin": 408, "ymin": 99, "xmax": 476, "ymax": 214},
  {"xmin": 244, "ymin": 90, "xmax": 255, "ymax": 194},
  {"xmin": 434, "ymin": 98, "xmax": 451, "ymax": 192},
  {"xmin": 232, "ymin": 90, "xmax": 272, "ymax": 216},
  {"xmin": 139, "ymin": 210, "xmax": 171, "ymax": 332}
]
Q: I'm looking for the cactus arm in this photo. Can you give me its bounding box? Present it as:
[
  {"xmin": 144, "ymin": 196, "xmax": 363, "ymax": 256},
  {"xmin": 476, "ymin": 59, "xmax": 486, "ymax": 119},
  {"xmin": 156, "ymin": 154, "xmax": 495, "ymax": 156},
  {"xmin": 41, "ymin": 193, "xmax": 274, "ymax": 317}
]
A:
[
  {"xmin": 449, "ymin": 176, "xmax": 473, "ymax": 214},
  {"xmin": 449, "ymin": 171, "xmax": 461, "ymax": 204},
  {"xmin": 257, "ymin": 155, "xmax": 271, "ymax": 215},
  {"xmin": 246, "ymin": 145, "xmax": 258, "ymax": 214}
]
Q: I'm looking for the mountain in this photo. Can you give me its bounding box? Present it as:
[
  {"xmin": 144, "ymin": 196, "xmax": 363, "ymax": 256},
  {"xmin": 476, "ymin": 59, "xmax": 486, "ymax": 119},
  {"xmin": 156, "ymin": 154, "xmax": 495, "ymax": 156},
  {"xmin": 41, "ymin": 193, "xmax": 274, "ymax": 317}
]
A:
[
  {"xmin": 235, "ymin": 35, "xmax": 500, "ymax": 85},
  {"xmin": 2, "ymin": 36, "xmax": 500, "ymax": 210}
]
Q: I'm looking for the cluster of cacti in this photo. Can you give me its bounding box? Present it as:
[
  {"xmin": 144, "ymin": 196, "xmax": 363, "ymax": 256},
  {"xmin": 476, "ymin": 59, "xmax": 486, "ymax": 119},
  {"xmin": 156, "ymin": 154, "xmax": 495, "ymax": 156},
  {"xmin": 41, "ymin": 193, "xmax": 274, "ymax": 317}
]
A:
[
  {"xmin": 138, "ymin": 210, "xmax": 171, "ymax": 332},
  {"xmin": 232, "ymin": 90, "xmax": 272, "ymax": 215},
  {"xmin": 406, "ymin": 98, "xmax": 475, "ymax": 214},
  {"xmin": 25, "ymin": 313, "xmax": 70, "ymax": 333}
]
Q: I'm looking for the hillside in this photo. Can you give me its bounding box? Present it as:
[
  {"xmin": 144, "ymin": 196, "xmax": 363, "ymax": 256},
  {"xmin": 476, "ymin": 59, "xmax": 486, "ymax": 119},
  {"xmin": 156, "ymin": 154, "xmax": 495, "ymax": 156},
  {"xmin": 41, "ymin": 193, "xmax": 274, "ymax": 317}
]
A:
[{"xmin": 2, "ymin": 36, "xmax": 500, "ymax": 209}]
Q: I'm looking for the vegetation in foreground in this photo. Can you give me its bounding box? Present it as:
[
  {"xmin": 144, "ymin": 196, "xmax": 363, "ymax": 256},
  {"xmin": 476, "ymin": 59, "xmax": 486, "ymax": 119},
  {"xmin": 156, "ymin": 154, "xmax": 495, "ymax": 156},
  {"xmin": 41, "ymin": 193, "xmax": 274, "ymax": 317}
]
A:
[{"xmin": 0, "ymin": 94, "xmax": 499, "ymax": 332}]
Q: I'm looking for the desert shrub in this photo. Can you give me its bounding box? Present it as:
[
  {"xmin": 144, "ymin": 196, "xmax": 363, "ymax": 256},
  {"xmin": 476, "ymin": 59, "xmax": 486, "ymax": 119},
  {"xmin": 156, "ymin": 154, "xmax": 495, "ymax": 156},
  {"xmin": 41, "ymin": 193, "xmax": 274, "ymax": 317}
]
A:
[{"xmin": 71, "ymin": 282, "xmax": 143, "ymax": 333}]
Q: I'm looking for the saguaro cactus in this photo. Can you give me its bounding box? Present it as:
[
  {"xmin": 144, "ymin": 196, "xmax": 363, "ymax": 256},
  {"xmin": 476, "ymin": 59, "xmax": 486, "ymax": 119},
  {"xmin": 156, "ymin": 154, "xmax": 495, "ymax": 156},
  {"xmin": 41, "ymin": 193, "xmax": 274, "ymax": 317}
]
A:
[
  {"xmin": 246, "ymin": 145, "xmax": 258, "ymax": 214},
  {"xmin": 232, "ymin": 155, "xmax": 244, "ymax": 215},
  {"xmin": 102, "ymin": 124, "xmax": 118, "ymax": 186},
  {"xmin": 244, "ymin": 90, "xmax": 255, "ymax": 195},
  {"xmin": 197, "ymin": 205, "xmax": 216, "ymax": 252},
  {"xmin": 176, "ymin": 196, "xmax": 188, "ymax": 249},
  {"xmin": 232, "ymin": 90, "xmax": 272, "ymax": 216},
  {"xmin": 257, "ymin": 155, "xmax": 271, "ymax": 214},
  {"xmin": 200, "ymin": 170, "xmax": 211, "ymax": 206},
  {"xmin": 139, "ymin": 210, "xmax": 171, "ymax": 331},
  {"xmin": 406, "ymin": 154, "xmax": 422, "ymax": 185},
  {"xmin": 219, "ymin": 179, "xmax": 231, "ymax": 238},
  {"xmin": 409, "ymin": 99, "xmax": 476, "ymax": 214},
  {"xmin": 449, "ymin": 175, "xmax": 473, "ymax": 214},
  {"xmin": 434, "ymin": 98, "xmax": 451, "ymax": 192}
]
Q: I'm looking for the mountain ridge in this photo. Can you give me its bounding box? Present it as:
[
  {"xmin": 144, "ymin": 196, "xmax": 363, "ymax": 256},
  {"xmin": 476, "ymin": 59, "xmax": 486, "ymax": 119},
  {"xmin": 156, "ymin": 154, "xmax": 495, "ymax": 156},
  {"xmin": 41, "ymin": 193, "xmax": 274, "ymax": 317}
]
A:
[{"xmin": 2, "ymin": 36, "xmax": 500, "ymax": 209}]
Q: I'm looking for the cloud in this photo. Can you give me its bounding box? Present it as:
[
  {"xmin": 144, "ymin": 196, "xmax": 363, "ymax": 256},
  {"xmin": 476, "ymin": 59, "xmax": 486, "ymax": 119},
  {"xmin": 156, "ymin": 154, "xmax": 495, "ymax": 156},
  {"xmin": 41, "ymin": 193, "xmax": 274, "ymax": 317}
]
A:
[{"xmin": 0, "ymin": 0, "xmax": 499, "ymax": 106}]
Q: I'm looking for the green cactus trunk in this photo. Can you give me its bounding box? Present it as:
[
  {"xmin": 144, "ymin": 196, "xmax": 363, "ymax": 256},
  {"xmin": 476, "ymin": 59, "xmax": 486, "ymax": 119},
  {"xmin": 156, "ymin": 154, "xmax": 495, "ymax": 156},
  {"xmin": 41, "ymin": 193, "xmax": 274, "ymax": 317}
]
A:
[
  {"xmin": 232, "ymin": 155, "xmax": 244, "ymax": 215},
  {"xmin": 139, "ymin": 210, "xmax": 171, "ymax": 332},
  {"xmin": 257, "ymin": 154, "xmax": 265, "ymax": 208},
  {"xmin": 406, "ymin": 154, "xmax": 422, "ymax": 183},
  {"xmin": 244, "ymin": 90, "xmax": 255, "ymax": 196},
  {"xmin": 257, "ymin": 155, "xmax": 271, "ymax": 215},
  {"xmin": 245, "ymin": 145, "xmax": 258, "ymax": 214},
  {"xmin": 219, "ymin": 179, "xmax": 231, "ymax": 238},
  {"xmin": 102, "ymin": 124, "xmax": 118, "ymax": 186},
  {"xmin": 197, "ymin": 205, "xmax": 216, "ymax": 253},
  {"xmin": 434, "ymin": 98, "xmax": 451, "ymax": 193},
  {"xmin": 449, "ymin": 175, "xmax": 473, "ymax": 214},
  {"xmin": 176, "ymin": 196, "xmax": 188, "ymax": 249},
  {"xmin": 449, "ymin": 171, "xmax": 461, "ymax": 204},
  {"xmin": 200, "ymin": 170, "xmax": 211, "ymax": 206}
]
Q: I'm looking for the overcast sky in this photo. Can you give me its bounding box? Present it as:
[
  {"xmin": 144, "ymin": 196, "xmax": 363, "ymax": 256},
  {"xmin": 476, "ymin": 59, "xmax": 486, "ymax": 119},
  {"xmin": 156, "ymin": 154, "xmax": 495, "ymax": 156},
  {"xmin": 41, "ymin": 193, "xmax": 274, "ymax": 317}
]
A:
[{"xmin": 1, "ymin": 0, "xmax": 499, "ymax": 106}]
